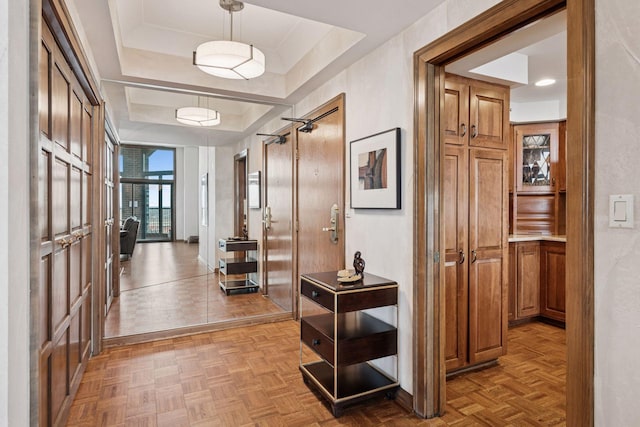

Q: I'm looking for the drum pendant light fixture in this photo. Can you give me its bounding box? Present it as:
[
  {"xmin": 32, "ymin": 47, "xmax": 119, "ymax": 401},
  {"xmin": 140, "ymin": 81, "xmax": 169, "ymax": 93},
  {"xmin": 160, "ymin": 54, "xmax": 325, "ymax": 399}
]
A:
[
  {"xmin": 176, "ymin": 97, "xmax": 221, "ymax": 127},
  {"xmin": 193, "ymin": 0, "xmax": 265, "ymax": 80}
]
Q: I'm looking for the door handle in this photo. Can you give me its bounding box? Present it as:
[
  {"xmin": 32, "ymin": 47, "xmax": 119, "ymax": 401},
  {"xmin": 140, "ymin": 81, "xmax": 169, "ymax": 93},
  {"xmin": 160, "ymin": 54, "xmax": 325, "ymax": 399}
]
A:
[
  {"xmin": 321, "ymin": 203, "xmax": 339, "ymax": 244},
  {"xmin": 262, "ymin": 206, "xmax": 277, "ymax": 230},
  {"xmin": 471, "ymin": 124, "xmax": 478, "ymax": 138},
  {"xmin": 460, "ymin": 123, "xmax": 467, "ymax": 137},
  {"xmin": 471, "ymin": 249, "xmax": 477, "ymax": 263},
  {"xmin": 459, "ymin": 250, "xmax": 465, "ymax": 264}
]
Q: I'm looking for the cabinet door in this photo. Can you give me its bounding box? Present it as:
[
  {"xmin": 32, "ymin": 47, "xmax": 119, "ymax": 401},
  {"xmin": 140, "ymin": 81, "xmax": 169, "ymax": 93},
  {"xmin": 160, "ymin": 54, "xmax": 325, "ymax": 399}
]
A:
[
  {"xmin": 469, "ymin": 84, "xmax": 509, "ymax": 150},
  {"xmin": 540, "ymin": 242, "xmax": 566, "ymax": 322},
  {"xmin": 468, "ymin": 149, "xmax": 508, "ymax": 364},
  {"xmin": 515, "ymin": 123, "xmax": 559, "ymax": 192},
  {"xmin": 444, "ymin": 77, "xmax": 469, "ymax": 146},
  {"xmin": 508, "ymin": 243, "xmax": 516, "ymax": 322},
  {"xmin": 516, "ymin": 242, "xmax": 540, "ymax": 318},
  {"xmin": 443, "ymin": 145, "xmax": 468, "ymax": 372}
]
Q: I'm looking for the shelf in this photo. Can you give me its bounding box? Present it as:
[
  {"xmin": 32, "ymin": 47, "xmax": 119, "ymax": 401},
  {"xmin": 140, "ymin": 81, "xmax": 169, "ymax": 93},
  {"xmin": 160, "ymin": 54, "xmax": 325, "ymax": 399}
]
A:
[
  {"xmin": 219, "ymin": 279, "xmax": 259, "ymax": 296},
  {"xmin": 301, "ymin": 360, "xmax": 398, "ymax": 400},
  {"xmin": 219, "ymin": 258, "xmax": 258, "ymax": 275}
]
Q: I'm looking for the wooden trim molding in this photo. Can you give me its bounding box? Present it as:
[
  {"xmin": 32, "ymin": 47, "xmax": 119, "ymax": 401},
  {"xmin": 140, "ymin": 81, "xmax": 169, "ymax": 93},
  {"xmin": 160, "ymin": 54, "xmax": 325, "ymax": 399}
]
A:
[{"xmin": 412, "ymin": 0, "xmax": 594, "ymax": 424}]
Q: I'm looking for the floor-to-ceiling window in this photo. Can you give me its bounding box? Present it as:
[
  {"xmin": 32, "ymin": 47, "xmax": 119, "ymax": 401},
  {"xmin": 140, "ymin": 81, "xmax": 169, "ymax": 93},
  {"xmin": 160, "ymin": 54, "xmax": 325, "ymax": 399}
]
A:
[{"xmin": 120, "ymin": 145, "xmax": 175, "ymax": 241}]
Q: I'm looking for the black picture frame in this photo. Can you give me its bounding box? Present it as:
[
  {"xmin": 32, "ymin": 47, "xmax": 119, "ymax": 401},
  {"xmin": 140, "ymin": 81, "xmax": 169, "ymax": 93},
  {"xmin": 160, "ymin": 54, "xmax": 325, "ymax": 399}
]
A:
[{"xmin": 350, "ymin": 127, "xmax": 401, "ymax": 209}]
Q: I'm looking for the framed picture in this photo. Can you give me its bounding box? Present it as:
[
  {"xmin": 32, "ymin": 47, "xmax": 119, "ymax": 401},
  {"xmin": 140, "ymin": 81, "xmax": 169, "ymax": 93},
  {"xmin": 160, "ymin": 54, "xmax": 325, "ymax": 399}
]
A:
[
  {"xmin": 248, "ymin": 171, "xmax": 261, "ymax": 209},
  {"xmin": 350, "ymin": 127, "xmax": 401, "ymax": 209}
]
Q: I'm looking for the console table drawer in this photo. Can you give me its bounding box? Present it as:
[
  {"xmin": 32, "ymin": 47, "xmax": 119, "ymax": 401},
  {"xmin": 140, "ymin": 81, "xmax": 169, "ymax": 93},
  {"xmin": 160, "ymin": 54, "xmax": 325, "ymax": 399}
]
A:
[
  {"xmin": 301, "ymin": 315, "xmax": 334, "ymax": 364},
  {"xmin": 301, "ymin": 279, "xmax": 335, "ymax": 312}
]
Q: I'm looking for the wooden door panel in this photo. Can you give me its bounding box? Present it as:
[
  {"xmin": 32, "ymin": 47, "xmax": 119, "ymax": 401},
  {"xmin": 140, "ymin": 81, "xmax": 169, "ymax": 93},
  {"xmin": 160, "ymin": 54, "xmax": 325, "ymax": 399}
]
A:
[
  {"xmin": 297, "ymin": 96, "xmax": 345, "ymax": 277},
  {"xmin": 70, "ymin": 92, "xmax": 82, "ymax": 159},
  {"xmin": 51, "ymin": 64, "xmax": 69, "ymax": 151},
  {"xmin": 516, "ymin": 242, "xmax": 540, "ymax": 318},
  {"xmin": 40, "ymin": 41, "xmax": 51, "ymax": 137},
  {"xmin": 52, "ymin": 158, "xmax": 69, "ymax": 236},
  {"xmin": 469, "ymin": 257, "xmax": 505, "ymax": 363},
  {"xmin": 83, "ymin": 174, "xmax": 91, "ymax": 226},
  {"xmin": 71, "ymin": 166, "xmax": 81, "ymax": 230},
  {"xmin": 70, "ymin": 240, "xmax": 81, "ymax": 307},
  {"xmin": 469, "ymin": 150, "xmax": 506, "ymax": 252},
  {"xmin": 264, "ymin": 133, "xmax": 293, "ymax": 311},
  {"xmin": 69, "ymin": 314, "xmax": 81, "ymax": 385},
  {"xmin": 52, "ymin": 249, "xmax": 69, "ymax": 334},
  {"xmin": 443, "ymin": 145, "xmax": 467, "ymax": 372},
  {"xmin": 83, "ymin": 107, "xmax": 92, "ymax": 164},
  {"xmin": 40, "ymin": 150, "xmax": 50, "ymax": 240},
  {"xmin": 444, "ymin": 78, "xmax": 469, "ymax": 146},
  {"xmin": 540, "ymin": 243, "xmax": 566, "ymax": 321},
  {"xmin": 39, "ymin": 256, "xmax": 51, "ymax": 348},
  {"xmin": 51, "ymin": 331, "xmax": 69, "ymax": 422},
  {"xmin": 469, "ymin": 85, "xmax": 508, "ymax": 150}
]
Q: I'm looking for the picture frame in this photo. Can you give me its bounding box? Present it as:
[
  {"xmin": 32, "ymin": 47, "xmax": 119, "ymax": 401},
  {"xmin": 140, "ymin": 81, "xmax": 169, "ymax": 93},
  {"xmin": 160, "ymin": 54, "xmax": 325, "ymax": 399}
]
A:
[
  {"xmin": 350, "ymin": 127, "xmax": 401, "ymax": 209},
  {"xmin": 247, "ymin": 171, "xmax": 261, "ymax": 209}
]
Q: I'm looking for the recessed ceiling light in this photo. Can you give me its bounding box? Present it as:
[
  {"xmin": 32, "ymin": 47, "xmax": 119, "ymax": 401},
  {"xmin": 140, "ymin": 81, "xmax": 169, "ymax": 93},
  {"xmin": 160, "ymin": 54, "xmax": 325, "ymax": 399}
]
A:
[{"xmin": 535, "ymin": 78, "xmax": 556, "ymax": 87}]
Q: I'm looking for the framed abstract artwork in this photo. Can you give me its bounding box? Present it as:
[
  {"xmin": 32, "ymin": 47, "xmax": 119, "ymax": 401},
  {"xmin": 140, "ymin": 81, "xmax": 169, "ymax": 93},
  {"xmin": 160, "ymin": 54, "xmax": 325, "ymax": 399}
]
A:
[{"xmin": 350, "ymin": 127, "xmax": 401, "ymax": 209}]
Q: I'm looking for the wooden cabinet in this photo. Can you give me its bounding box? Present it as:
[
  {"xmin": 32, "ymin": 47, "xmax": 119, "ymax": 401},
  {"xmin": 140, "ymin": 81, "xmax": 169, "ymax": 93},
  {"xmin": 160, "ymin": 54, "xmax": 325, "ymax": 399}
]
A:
[
  {"xmin": 218, "ymin": 238, "xmax": 258, "ymax": 295},
  {"xmin": 299, "ymin": 271, "xmax": 398, "ymax": 417},
  {"xmin": 508, "ymin": 242, "xmax": 541, "ymax": 323},
  {"xmin": 444, "ymin": 74, "xmax": 509, "ymax": 374},
  {"xmin": 540, "ymin": 242, "xmax": 566, "ymax": 322},
  {"xmin": 511, "ymin": 121, "xmax": 567, "ymax": 235}
]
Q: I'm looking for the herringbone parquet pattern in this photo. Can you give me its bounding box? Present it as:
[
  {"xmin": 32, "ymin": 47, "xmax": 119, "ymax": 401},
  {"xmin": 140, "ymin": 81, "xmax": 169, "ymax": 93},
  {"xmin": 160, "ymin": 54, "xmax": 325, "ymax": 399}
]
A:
[{"xmin": 67, "ymin": 321, "xmax": 565, "ymax": 426}]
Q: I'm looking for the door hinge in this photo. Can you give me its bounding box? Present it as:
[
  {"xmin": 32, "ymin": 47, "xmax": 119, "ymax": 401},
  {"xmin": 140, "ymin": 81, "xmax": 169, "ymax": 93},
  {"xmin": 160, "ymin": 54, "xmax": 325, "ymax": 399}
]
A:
[{"xmin": 433, "ymin": 251, "xmax": 440, "ymax": 263}]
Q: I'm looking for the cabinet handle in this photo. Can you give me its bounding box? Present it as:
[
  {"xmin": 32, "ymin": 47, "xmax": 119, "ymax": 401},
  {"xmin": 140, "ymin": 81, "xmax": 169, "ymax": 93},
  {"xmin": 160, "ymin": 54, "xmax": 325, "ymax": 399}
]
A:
[
  {"xmin": 471, "ymin": 124, "xmax": 478, "ymax": 138},
  {"xmin": 471, "ymin": 249, "xmax": 477, "ymax": 263},
  {"xmin": 459, "ymin": 250, "xmax": 465, "ymax": 264},
  {"xmin": 312, "ymin": 339, "xmax": 320, "ymax": 346},
  {"xmin": 460, "ymin": 123, "xmax": 467, "ymax": 137},
  {"xmin": 311, "ymin": 291, "xmax": 320, "ymax": 299},
  {"xmin": 552, "ymin": 178, "xmax": 556, "ymax": 187}
]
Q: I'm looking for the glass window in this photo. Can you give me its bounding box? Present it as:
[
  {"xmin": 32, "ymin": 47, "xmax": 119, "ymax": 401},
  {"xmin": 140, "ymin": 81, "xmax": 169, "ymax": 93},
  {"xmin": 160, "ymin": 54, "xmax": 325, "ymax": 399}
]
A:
[{"xmin": 120, "ymin": 145, "xmax": 175, "ymax": 180}]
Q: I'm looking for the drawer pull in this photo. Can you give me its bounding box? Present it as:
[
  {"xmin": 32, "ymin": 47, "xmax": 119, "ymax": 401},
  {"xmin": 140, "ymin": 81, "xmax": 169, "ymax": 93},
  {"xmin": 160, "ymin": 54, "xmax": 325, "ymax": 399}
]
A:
[
  {"xmin": 312, "ymin": 339, "xmax": 320, "ymax": 346},
  {"xmin": 311, "ymin": 291, "xmax": 320, "ymax": 299}
]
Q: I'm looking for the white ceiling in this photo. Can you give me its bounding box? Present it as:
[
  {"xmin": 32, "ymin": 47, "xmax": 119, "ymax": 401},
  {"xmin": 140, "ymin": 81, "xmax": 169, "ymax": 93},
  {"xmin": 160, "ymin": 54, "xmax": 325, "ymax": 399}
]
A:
[{"xmin": 67, "ymin": 1, "xmax": 566, "ymax": 147}]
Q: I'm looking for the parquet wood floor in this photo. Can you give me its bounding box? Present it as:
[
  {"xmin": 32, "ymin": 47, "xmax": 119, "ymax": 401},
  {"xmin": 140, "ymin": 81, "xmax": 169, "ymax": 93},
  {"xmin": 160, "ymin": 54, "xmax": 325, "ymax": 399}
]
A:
[
  {"xmin": 68, "ymin": 321, "xmax": 565, "ymax": 426},
  {"xmin": 106, "ymin": 242, "xmax": 286, "ymax": 338}
]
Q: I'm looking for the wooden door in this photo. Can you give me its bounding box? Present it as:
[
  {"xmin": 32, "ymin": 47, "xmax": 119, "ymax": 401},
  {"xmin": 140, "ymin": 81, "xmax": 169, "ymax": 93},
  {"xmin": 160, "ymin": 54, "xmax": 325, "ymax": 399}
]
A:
[
  {"xmin": 297, "ymin": 95, "xmax": 345, "ymax": 279},
  {"xmin": 39, "ymin": 22, "xmax": 94, "ymax": 426},
  {"xmin": 105, "ymin": 136, "xmax": 115, "ymax": 313},
  {"xmin": 516, "ymin": 241, "xmax": 540, "ymax": 318},
  {"xmin": 468, "ymin": 148, "xmax": 507, "ymax": 365},
  {"xmin": 444, "ymin": 76, "xmax": 469, "ymax": 146},
  {"xmin": 469, "ymin": 83, "xmax": 509, "ymax": 150},
  {"xmin": 443, "ymin": 145, "xmax": 468, "ymax": 372},
  {"xmin": 263, "ymin": 132, "xmax": 294, "ymax": 311},
  {"xmin": 234, "ymin": 150, "xmax": 247, "ymax": 236},
  {"xmin": 540, "ymin": 242, "xmax": 566, "ymax": 322},
  {"xmin": 508, "ymin": 243, "xmax": 516, "ymax": 322}
]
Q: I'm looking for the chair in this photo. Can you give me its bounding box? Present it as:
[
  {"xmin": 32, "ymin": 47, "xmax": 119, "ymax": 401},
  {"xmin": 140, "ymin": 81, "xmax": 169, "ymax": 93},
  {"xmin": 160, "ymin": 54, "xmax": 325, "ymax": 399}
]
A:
[{"xmin": 120, "ymin": 218, "xmax": 140, "ymax": 259}]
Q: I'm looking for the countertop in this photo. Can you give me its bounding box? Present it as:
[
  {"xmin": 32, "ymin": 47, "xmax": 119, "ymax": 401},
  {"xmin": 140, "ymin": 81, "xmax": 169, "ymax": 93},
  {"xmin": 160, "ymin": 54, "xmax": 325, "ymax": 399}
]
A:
[{"xmin": 508, "ymin": 234, "xmax": 567, "ymax": 243}]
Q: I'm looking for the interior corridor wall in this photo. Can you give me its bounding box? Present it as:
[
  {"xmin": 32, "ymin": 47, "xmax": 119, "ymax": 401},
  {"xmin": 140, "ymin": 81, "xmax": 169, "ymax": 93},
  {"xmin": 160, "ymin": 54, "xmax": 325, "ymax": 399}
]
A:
[
  {"xmin": 175, "ymin": 147, "xmax": 200, "ymax": 241},
  {"xmin": 594, "ymin": 0, "xmax": 640, "ymax": 424},
  {"xmin": 0, "ymin": 0, "xmax": 30, "ymax": 425}
]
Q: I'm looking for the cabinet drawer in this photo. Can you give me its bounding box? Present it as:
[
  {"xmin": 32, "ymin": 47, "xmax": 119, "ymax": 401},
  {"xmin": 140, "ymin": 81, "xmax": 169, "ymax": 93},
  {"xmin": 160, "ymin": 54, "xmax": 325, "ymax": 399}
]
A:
[
  {"xmin": 301, "ymin": 315, "xmax": 334, "ymax": 364},
  {"xmin": 301, "ymin": 279, "xmax": 335, "ymax": 312},
  {"xmin": 337, "ymin": 312, "xmax": 397, "ymax": 365},
  {"xmin": 219, "ymin": 258, "xmax": 257, "ymax": 275},
  {"xmin": 218, "ymin": 239, "xmax": 257, "ymax": 252}
]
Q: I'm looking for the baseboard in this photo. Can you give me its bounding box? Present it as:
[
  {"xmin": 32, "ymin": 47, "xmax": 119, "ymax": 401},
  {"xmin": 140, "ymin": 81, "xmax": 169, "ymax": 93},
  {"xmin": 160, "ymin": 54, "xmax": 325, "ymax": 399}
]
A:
[{"xmin": 394, "ymin": 387, "xmax": 414, "ymax": 413}]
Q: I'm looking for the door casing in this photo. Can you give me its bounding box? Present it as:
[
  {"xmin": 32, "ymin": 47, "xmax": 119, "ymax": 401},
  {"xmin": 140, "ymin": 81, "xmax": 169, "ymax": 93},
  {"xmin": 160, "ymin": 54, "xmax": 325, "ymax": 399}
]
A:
[{"xmin": 412, "ymin": 0, "xmax": 594, "ymax": 425}]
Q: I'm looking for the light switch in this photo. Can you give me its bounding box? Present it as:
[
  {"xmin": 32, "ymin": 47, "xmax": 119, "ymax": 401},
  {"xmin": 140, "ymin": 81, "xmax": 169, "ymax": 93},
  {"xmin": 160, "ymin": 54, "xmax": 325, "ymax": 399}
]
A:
[{"xmin": 609, "ymin": 195, "xmax": 634, "ymax": 228}]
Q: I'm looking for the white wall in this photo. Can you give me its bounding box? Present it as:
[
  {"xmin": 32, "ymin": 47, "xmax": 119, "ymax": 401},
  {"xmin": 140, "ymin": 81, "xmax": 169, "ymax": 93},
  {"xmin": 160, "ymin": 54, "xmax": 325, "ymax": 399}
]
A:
[
  {"xmin": 174, "ymin": 147, "xmax": 200, "ymax": 241},
  {"xmin": 510, "ymin": 100, "xmax": 566, "ymax": 122},
  {"xmin": 0, "ymin": 0, "xmax": 31, "ymax": 425},
  {"xmin": 594, "ymin": 0, "xmax": 640, "ymax": 424}
]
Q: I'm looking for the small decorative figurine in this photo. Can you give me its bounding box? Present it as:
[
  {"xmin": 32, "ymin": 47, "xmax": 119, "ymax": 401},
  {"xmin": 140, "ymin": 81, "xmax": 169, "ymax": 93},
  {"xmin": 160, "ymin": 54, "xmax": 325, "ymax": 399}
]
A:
[{"xmin": 353, "ymin": 251, "xmax": 365, "ymax": 277}]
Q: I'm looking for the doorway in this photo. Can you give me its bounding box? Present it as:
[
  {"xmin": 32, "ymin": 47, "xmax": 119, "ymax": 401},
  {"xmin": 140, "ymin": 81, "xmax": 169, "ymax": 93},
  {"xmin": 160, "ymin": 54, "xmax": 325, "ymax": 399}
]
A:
[
  {"xmin": 234, "ymin": 149, "xmax": 248, "ymax": 238},
  {"xmin": 412, "ymin": 0, "xmax": 594, "ymax": 424}
]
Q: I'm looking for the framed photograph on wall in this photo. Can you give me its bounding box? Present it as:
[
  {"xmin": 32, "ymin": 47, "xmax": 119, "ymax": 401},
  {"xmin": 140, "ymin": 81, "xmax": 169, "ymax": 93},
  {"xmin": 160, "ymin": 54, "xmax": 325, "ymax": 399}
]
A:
[
  {"xmin": 350, "ymin": 127, "xmax": 401, "ymax": 209},
  {"xmin": 248, "ymin": 171, "xmax": 261, "ymax": 209}
]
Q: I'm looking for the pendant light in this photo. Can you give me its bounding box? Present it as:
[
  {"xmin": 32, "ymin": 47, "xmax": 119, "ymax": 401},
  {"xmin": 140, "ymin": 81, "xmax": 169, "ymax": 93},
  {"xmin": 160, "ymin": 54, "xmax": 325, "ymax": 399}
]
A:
[
  {"xmin": 193, "ymin": 0, "xmax": 265, "ymax": 80},
  {"xmin": 175, "ymin": 97, "xmax": 221, "ymax": 127}
]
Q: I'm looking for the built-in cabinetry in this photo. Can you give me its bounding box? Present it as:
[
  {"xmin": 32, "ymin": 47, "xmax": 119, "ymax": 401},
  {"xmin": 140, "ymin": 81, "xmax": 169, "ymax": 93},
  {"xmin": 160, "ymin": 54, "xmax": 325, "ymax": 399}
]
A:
[
  {"xmin": 511, "ymin": 121, "xmax": 566, "ymax": 235},
  {"xmin": 508, "ymin": 239, "xmax": 566, "ymax": 325},
  {"xmin": 444, "ymin": 74, "xmax": 510, "ymax": 374},
  {"xmin": 218, "ymin": 238, "xmax": 258, "ymax": 295},
  {"xmin": 299, "ymin": 271, "xmax": 398, "ymax": 416}
]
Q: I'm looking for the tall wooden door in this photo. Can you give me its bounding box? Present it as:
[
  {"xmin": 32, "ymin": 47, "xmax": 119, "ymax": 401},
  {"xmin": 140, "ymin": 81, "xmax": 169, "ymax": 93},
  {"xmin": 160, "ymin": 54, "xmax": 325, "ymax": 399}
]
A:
[
  {"xmin": 263, "ymin": 132, "xmax": 294, "ymax": 311},
  {"xmin": 38, "ymin": 21, "xmax": 94, "ymax": 426},
  {"xmin": 297, "ymin": 95, "xmax": 345, "ymax": 280},
  {"xmin": 105, "ymin": 135, "xmax": 115, "ymax": 313},
  {"xmin": 468, "ymin": 148, "xmax": 508, "ymax": 365},
  {"xmin": 443, "ymin": 145, "xmax": 468, "ymax": 371}
]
